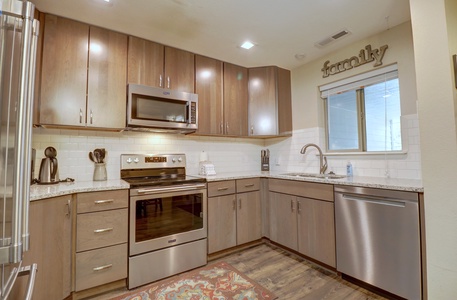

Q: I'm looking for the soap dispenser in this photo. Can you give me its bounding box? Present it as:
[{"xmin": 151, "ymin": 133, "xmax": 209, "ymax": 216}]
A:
[{"xmin": 346, "ymin": 161, "xmax": 353, "ymax": 177}]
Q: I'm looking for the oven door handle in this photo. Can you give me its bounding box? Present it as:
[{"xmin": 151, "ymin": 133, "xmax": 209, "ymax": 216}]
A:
[{"xmin": 137, "ymin": 184, "xmax": 206, "ymax": 194}]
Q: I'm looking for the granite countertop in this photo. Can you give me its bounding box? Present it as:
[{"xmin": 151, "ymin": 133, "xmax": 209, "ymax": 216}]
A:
[
  {"xmin": 197, "ymin": 171, "xmax": 424, "ymax": 193},
  {"xmin": 29, "ymin": 171, "xmax": 423, "ymax": 201},
  {"xmin": 30, "ymin": 179, "xmax": 130, "ymax": 201}
]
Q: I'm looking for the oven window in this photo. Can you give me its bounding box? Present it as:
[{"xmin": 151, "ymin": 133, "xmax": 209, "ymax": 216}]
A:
[
  {"xmin": 132, "ymin": 94, "xmax": 187, "ymax": 123},
  {"xmin": 135, "ymin": 193, "xmax": 203, "ymax": 242}
]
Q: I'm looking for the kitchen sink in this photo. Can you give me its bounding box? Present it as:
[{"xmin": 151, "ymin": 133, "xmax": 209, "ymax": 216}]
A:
[{"xmin": 280, "ymin": 172, "xmax": 346, "ymax": 179}]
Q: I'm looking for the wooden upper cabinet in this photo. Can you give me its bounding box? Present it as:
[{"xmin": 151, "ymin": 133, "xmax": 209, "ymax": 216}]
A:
[
  {"xmin": 39, "ymin": 15, "xmax": 89, "ymax": 127},
  {"xmin": 127, "ymin": 37, "xmax": 194, "ymax": 93},
  {"xmin": 223, "ymin": 62, "xmax": 248, "ymax": 136},
  {"xmin": 164, "ymin": 46, "xmax": 195, "ymax": 92},
  {"xmin": 248, "ymin": 66, "xmax": 292, "ymax": 137},
  {"xmin": 38, "ymin": 15, "xmax": 127, "ymax": 130},
  {"xmin": 195, "ymin": 55, "xmax": 223, "ymax": 135},
  {"xmin": 88, "ymin": 26, "xmax": 127, "ymax": 129},
  {"xmin": 127, "ymin": 36, "xmax": 164, "ymax": 87}
]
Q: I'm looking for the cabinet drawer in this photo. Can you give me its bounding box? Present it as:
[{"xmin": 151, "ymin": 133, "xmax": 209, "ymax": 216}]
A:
[
  {"xmin": 76, "ymin": 209, "xmax": 128, "ymax": 252},
  {"xmin": 269, "ymin": 179, "xmax": 334, "ymax": 202},
  {"xmin": 77, "ymin": 190, "xmax": 128, "ymax": 214},
  {"xmin": 75, "ymin": 243, "xmax": 127, "ymax": 291},
  {"xmin": 236, "ymin": 178, "xmax": 260, "ymax": 193},
  {"xmin": 208, "ymin": 180, "xmax": 236, "ymax": 197}
]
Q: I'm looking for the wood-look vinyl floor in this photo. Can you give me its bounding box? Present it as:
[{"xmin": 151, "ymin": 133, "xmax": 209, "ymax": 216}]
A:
[{"xmin": 89, "ymin": 243, "xmax": 386, "ymax": 300}]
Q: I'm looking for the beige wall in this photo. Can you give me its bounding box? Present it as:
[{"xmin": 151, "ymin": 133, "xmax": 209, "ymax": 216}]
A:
[
  {"xmin": 410, "ymin": 0, "xmax": 457, "ymax": 298},
  {"xmin": 291, "ymin": 21, "xmax": 417, "ymax": 131}
]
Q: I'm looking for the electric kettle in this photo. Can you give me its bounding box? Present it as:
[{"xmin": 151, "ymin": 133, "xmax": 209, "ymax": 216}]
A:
[{"xmin": 38, "ymin": 147, "xmax": 59, "ymax": 184}]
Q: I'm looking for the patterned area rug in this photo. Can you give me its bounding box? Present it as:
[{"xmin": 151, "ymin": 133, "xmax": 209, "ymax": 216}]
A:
[{"xmin": 112, "ymin": 261, "xmax": 276, "ymax": 300}]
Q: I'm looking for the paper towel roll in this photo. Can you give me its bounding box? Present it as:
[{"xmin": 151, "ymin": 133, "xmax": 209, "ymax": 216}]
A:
[{"xmin": 199, "ymin": 151, "xmax": 208, "ymax": 162}]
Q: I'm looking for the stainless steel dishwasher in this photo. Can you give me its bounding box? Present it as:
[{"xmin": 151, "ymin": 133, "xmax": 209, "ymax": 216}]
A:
[{"xmin": 334, "ymin": 185, "xmax": 421, "ymax": 300}]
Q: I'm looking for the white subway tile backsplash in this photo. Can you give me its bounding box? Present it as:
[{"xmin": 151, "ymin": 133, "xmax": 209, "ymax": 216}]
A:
[{"xmin": 32, "ymin": 114, "xmax": 422, "ymax": 181}]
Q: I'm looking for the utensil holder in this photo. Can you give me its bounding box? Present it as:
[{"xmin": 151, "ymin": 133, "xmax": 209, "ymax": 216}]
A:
[{"xmin": 93, "ymin": 163, "xmax": 107, "ymax": 181}]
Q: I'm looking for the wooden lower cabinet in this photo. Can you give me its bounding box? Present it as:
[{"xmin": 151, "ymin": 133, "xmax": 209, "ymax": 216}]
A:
[
  {"xmin": 297, "ymin": 197, "xmax": 336, "ymax": 267},
  {"xmin": 236, "ymin": 191, "xmax": 261, "ymax": 245},
  {"xmin": 208, "ymin": 179, "xmax": 261, "ymax": 254},
  {"xmin": 269, "ymin": 179, "xmax": 336, "ymax": 268},
  {"xmin": 208, "ymin": 194, "xmax": 237, "ymax": 253},
  {"xmin": 269, "ymin": 192, "xmax": 297, "ymax": 250},
  {"xmin": 10, "ymin": 195, "xmax": 72, "ymax": 300},
  {"xmin": 74, "ymin": 190, "xmax": 128, "ymax": 293}
]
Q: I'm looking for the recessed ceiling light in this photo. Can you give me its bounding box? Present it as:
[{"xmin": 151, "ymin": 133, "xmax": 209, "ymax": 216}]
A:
[
  {"xmin": 104, "ymin": 0, "xmax": 110, "ymax": 2},
  {"xmin": 240, "ymin": 41, "xmax": 254, "ymax": 50}
]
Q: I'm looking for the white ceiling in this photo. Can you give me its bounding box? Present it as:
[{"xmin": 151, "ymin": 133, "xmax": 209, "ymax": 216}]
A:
[{"xmin": 30, "ymin": 0, "xmax": 411, "ymax": 70}]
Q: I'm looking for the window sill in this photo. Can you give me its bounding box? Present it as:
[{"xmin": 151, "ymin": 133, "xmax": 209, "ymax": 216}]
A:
[{"xmin": 322, "ymin": 150, "xmax": 408, "ymax": 156}]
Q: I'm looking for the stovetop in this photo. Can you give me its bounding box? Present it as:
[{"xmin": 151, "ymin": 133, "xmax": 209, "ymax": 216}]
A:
[
  {"xmin": 120, "ymin": 153, "xmax": 205, "ymax": 188},
  {"xmin": 123, "ymin": 175, "xmax": 205, "ymax": 188}
]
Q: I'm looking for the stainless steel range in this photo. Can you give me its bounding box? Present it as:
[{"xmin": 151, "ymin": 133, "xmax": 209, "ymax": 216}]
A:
[{"xmin": 121, "ymin": 154, "xmax": 207, "ymax": 289}]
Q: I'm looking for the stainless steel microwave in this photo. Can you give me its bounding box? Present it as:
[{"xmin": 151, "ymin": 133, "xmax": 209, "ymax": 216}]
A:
[{"xmin": 127, "ymin": 84, "xmax": 198, "ymax": 133}]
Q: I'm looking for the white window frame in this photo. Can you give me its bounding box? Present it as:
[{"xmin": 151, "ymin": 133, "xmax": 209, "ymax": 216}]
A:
[{"xmin": 320, "ymin": 64, "xmax": 405, "ymax": 154}]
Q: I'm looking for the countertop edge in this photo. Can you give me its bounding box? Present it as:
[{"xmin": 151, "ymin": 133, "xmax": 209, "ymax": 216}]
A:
[
  {"xmin": 30, "ymin": 180, "xmax": 130, "ymax": 201},
  {"xmin": 201, "ymin": 172, "xmax": 424, "ymax": 193}
]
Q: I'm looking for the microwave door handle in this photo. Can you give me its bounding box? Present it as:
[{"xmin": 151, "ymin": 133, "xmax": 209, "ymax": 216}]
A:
[{"xmin": 187, "ymin": 102, "xmax": 191, "ymax": 126}]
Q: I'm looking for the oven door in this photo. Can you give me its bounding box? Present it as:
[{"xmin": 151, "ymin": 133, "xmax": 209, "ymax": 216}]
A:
[{"xmin": 129, "ymin": 184, "xmax": 207, "ymax": 256}]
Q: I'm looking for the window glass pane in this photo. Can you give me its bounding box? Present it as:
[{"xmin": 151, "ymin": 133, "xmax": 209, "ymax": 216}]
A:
[
  {"xmin": 327, "ymin": 90, "xmax": 359, "ymax": 150},
  {"xmin": 364, "ymin": 78, "xmax": 402, "ymax": 151}
]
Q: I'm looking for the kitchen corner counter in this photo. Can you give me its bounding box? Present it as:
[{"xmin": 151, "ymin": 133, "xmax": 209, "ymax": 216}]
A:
[
  {"xmin": 30, "ymin": 179, "xmax": 130, "ymax": 201},
  {"xmin": 196, "ymin": 171, "xmax": 423, "ymax": 193}
]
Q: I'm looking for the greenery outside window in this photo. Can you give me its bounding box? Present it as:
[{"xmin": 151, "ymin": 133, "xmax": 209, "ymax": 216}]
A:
[{"xmin": 321, "ymin": 64, "xmax": 402, "ymax": 153}]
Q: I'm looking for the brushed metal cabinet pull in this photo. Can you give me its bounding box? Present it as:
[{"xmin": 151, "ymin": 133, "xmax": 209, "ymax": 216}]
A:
[
  {"xmin": 232, "ymin": 199, "xmax": 236, "ymax": 210},
  {"xmin": 90, "ymin": 109, "xmax": 93, "ymax": 124},
  {"xmin": 79, "ymin": 109, "xmax": 83, "ymax": 123},
  {"xmin": 94, "ymin": 199, "xmax": 114, "ymax": 205},
  {"xmin": 226, "ymin": 122, "xmax": 229, "ymax": 133},
  {"xmin": 94, "ymin": 228, "xmax": 113, "ymax": 233},
  {"xmin": 297, "ymin": 200, "xmax": 301, "ymax": 214},
  {"xmin": 65, "ymin": 199, "xmax": 71, "ymax": 217},
  {"xmin": 217, "ymin": 187, "xmax": 229, "ymax": 191},
  {"xmin": 239, "ymin": 198, "xmax": 242, "ymax": 209},
  {"xmin": 291, "ymin": 199, "xmax": 295, "ymax": 212},
  {"xmin": 159, "ymin": 74, "xmax": 163, "ymax": 87},
  {"xmin": 251, "ymin": 126, "xmax": 254, "ymax": 135},
  {"xmin": 244, "ymin": 184, "xmax": 255, "ymax": 187},
  {"xmin": 93, "ymin": 264, "xmax": 113, "ymax": 272},
  {"xmin": 167, "ymin": 76, "xmax": 170, "ymax": 89}
]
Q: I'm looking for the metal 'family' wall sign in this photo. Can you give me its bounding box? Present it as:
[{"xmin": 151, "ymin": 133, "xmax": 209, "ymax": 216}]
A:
[{"xmin": 321, "ymin": 44, "xmax": 388, "ymax": 78}]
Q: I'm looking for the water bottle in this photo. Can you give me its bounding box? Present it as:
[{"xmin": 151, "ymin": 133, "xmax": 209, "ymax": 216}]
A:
[{"xmin": 346, "ymin": 161, "xmax": 353, "ymax": 177}]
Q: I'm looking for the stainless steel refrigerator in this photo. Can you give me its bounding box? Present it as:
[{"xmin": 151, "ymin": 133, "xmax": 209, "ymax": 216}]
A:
[{"xmin": 0, "ymin": 0, "xmax": 39, "ymax": 298}]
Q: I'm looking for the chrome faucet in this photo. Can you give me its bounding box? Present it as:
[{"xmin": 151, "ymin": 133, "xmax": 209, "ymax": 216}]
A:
[{"xmin": 300, "ymin": 143, "xmax": 328, "ymax": 174}]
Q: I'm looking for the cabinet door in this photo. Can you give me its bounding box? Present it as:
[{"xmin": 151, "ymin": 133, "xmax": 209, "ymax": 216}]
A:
[
  {"xmin": 237, "ymin": 191, "xmax": 262, "ymax": 245},
  {"xmin": 248, "ymin": 66, "xmax": 292, "ymax": 136},
  {"xmin": 269, "ymin": 192, "xmax": 297, "ymax": 250},
  {"xmin": 87, "ymin": 26, "xmax": 127, "ymax": 129},
  {"xmin": 127, "ymin": 36, "xmax": 164, "ymax": 87},
  {"xmin": 248, "ymin": 66, "xmax": 277, "ymax": 136},
  {"xmin": 223, "ymin": 63, "xmax": 248, "ymax": 136},
  {"xmin": 195, "ymin": 55, "xmax": 223, "ymax": 135},
  {"xmin": 297, "ymin": 197, "xmax": 336, "ymax": 267},
  {"xmin": 164, "ymin": 46, "xmax": 195, "ymax": 92},
  {"xmin": 39, "ymin": 15, "xmax": 89, "ymax": 127},
  {"xmin": 10, "ymin": 196, "xmax": 72, "ymax": 300},
  {"xmin": 208, "ymin": 194, "xmax": 237, "ymax": 253},
  {"xmin": 277, "ymin": 67, "xmax": 292, "ymax": 135}
]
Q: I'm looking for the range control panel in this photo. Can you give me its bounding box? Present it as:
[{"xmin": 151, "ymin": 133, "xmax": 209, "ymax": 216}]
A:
[{"xmin": 121, "ymin": 154, "xmax": 186, "ymax": 170}]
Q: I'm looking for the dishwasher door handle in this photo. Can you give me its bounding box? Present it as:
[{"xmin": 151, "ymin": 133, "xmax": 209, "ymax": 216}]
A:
[{"xmin": 341, "ymin": 194, "xmax": 406, "ymax": 208}]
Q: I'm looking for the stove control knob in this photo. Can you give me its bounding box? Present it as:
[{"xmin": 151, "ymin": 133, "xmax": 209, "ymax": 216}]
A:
[
  {"xmin": 126, "ymin": 157, "xmax": 132, "ymax": 163},
  {"xmin": 172, "ymin": 158, "xmax": 176, "ymax": 163},
  {"xmin": 178, "ymin": 157, "xmax": 183, "ymax": 162},
  {"xmin": 133, "ymin": 158, "xmax": 139, "ymax": 163}
]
